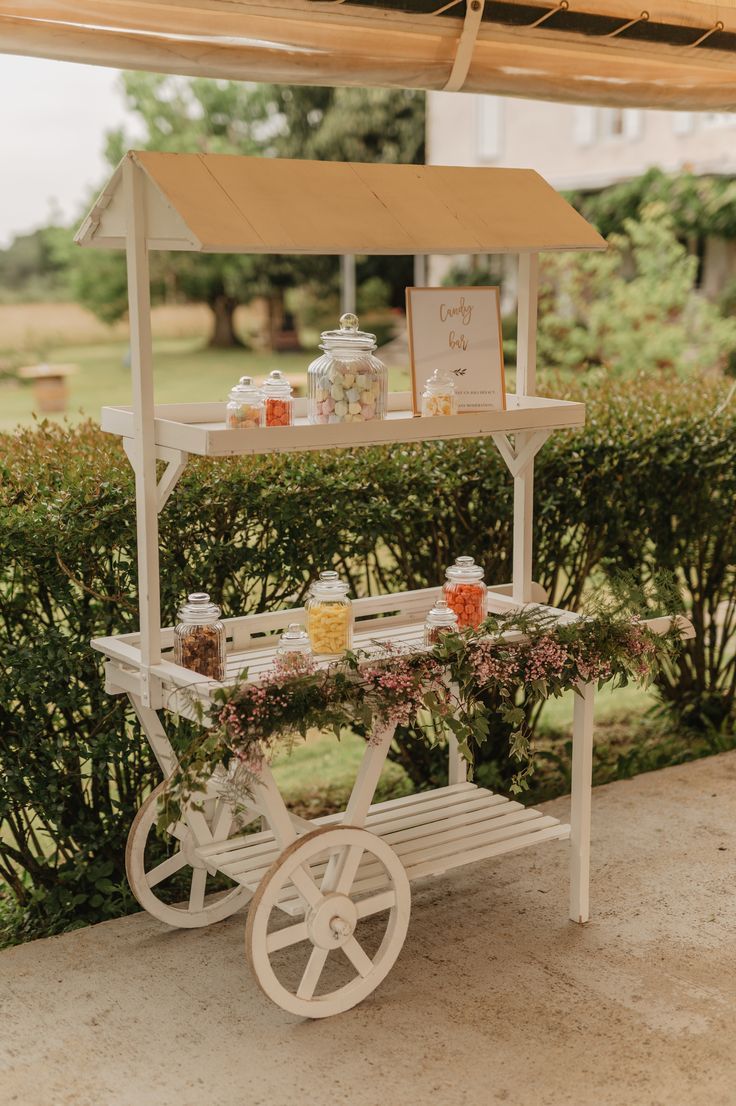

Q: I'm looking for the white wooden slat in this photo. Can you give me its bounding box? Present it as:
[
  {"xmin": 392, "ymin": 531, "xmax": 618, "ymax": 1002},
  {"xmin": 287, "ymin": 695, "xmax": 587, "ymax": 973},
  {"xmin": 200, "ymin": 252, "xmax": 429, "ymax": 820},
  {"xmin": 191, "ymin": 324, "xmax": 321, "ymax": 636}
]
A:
[
  {"xmin": 210, "ymin": 786, "xmax": 490, "ymax": 876},
  {"xmin": 252, "ymin": 807, "xmax": 544, "ymax": 902},
  {"xmin": 274, "ymin": 821, "xmax": 570, "ymax": 916}
]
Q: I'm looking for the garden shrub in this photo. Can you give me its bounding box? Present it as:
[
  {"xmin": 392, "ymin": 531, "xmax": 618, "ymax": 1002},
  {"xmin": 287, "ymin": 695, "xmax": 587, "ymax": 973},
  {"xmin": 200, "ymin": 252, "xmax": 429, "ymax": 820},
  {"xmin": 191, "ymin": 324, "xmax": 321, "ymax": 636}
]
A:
[{"xmin": 1, "ymin": 376, "xmax": 735, "ymax": 941}]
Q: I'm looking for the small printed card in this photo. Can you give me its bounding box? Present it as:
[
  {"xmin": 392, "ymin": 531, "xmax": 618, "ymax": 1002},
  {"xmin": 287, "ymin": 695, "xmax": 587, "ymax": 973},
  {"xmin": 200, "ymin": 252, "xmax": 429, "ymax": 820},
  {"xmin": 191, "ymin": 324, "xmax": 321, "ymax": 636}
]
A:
[{"xmin": 406, "ymin": 286, "xmax": 506, "ymax": 414}]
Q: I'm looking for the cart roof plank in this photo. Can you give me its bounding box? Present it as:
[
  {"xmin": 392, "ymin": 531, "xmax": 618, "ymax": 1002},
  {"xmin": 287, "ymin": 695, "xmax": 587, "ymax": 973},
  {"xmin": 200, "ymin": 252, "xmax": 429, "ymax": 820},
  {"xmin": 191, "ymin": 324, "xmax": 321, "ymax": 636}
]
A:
[{"xmin": 75, "ymin": 151, "xmax": 606, "ymax": 256}]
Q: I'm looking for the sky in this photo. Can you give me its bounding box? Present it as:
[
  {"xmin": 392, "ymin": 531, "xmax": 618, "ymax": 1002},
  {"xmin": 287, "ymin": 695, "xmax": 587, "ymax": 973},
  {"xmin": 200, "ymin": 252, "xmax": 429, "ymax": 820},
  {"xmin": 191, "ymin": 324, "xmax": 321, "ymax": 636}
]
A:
[{"xmin": 0, "ymin": 56, "xmax": 136, "ymax": 246}]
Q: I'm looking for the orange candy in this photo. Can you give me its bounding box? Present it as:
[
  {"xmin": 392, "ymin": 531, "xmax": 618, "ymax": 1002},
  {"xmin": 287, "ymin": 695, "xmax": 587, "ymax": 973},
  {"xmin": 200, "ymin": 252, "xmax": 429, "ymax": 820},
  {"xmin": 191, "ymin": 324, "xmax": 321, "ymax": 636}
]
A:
[
  {"xmin": 265, "ymin": 397, "xmax": 292, "ymax": 427},
  {"xmin": 444, "ymin": 583, "xmax": 485, "ymax": 629}
]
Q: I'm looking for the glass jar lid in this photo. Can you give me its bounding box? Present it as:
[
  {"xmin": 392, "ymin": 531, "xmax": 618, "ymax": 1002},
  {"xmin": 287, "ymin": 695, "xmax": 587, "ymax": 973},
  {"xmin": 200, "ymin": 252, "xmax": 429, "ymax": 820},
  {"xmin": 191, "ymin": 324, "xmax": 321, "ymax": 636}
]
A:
[
  {"xmin": 277, "ymin": 622, "xmax": 312, "ymax": 653},
  {"xmin": 263, "ymin": 369, "xmax": 292, "ymax": 397},
  {"xmin": 309, "ymin": 570, "xmax": 350, "ymax": 599},
  {"xmin": 424, "ymin": 369, "xmax": 455, "ymax": 395},
  {"xmin": 425, "ymin": 598, "xmax": 459, "ymax": 628},
  {"xmin": 319, "ymin": 312, "xmax": 377, "ymax": 353},
  {"xmin": 228, "ymin": 375, "xmax": 263, "ymax": 403},
  {"xmin": 445, "ymin": 555, "xmax": 485, "ymax": 583},
  {"xmin": 177, "ymin": 592, "xmax": 222, "ymax": 625}
]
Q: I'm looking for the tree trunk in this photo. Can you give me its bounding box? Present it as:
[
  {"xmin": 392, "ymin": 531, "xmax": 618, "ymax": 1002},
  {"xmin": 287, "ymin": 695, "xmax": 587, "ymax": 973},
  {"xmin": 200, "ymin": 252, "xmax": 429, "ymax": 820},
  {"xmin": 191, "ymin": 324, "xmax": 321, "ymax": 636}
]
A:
[{"xmin": 208, "ymin": 294, "xmax": 244, "ymax": 349}]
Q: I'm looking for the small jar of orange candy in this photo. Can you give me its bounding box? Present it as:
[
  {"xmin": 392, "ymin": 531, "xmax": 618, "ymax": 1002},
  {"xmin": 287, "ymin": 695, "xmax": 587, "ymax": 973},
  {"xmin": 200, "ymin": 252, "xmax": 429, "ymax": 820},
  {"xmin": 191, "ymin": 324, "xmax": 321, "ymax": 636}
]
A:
[
  {"xmin": 443, "ymin": 555, "xmax": 487, "ymax": 630},
  {"xmin": 263, "ymin": 369, "xmax": 293, "ymax": 428}
]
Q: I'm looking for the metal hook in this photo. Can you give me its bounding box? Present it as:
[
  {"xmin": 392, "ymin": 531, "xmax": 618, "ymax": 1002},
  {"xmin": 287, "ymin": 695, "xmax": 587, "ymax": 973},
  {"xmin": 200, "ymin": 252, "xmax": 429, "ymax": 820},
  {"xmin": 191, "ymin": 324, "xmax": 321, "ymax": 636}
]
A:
[
  {"xmin": 686, "ymin": 21, "xmax": 724, "ymax": 48},
  {"xmin": 605, "ymin": 10, "xmax": 649, "ymax": 38},
  {"xmin": 528, "ymin": 1, "xmax": 569, "ymax": 29}
]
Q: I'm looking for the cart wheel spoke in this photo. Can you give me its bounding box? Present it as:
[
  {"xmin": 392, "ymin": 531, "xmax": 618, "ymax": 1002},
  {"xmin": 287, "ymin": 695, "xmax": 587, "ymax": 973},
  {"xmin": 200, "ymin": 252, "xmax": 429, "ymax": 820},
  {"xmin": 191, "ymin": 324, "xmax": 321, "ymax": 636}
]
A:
[
  {"xmin": 355, "ymin": 889, "xmax": 396, "ymax": 918},
  {"xmin": 290, "ymin": 864, "xmax": 323, "ymax": 910},
  {"xmin": 146, "ymin": 850, "xmax": 187, "ymax": 889},
  {"xmin": 297, "ymin": 947, "xmax": 330, "ymax": 1000},
  {"xmin": 342, "ymin": 936, "xmax": 373, "ymax": 978},
  {"xmin": 323, "ymin": 843, "xmax": 364, "ymax": 896},
  {"xmin": 266, "ymin": 921, "xmax": 310, "ymax": 953},
  {"xmin": 188, "ymin": 867, "xmax": 207, "ymax": 912}
]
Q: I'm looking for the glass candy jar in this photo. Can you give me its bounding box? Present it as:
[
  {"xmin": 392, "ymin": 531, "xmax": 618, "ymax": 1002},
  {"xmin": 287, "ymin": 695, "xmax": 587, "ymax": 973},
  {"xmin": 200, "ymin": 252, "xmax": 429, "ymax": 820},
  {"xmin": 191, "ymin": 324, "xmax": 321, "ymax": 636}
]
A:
[
  {"xmin": 424, "ymin": 597, "xmax": 459, "ymax": 646},
  {"xmin": 305, "ymin": 570, "xmax": 353, "ymax": 656},
  {"xmin": 263, "ymin": 369, "xmax": 294, "ymax": 428},
  {"xmin": 443, "ymin": 556, "xmax": 487, "ymax": 630},
  {"xmin": 421, "ymin": 369, "xmax": 456, "ymax": 417},
  {"xmin": 226, "ymin": 376, "xmax": 264, "ymax": 429},
  {"xmin": 308, "ymin": 312, "xmax": 387, "ymax": 425},
  {"xmin": 276, "ymin": 622, "xmax": 312, "ymax": 658},
  {"xmin": 174, "ymin": 593, "xmax": 227, "ymax": 680}
]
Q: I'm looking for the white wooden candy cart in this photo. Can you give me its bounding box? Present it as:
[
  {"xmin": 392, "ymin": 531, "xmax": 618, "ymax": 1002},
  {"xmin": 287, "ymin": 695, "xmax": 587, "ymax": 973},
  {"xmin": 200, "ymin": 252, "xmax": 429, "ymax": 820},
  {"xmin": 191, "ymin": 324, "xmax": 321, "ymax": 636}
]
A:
[{"xmin": 78, "ymin": 152, "xmax": 692, "ymax": 1018}]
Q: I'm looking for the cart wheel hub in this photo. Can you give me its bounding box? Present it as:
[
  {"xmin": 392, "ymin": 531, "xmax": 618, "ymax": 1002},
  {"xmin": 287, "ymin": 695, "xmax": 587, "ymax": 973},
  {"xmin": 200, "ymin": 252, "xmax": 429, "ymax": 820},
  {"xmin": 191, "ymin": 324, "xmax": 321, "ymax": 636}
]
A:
[{"xmin": 307, "ymin": 894, "xmax": 357, "ymax": 950}]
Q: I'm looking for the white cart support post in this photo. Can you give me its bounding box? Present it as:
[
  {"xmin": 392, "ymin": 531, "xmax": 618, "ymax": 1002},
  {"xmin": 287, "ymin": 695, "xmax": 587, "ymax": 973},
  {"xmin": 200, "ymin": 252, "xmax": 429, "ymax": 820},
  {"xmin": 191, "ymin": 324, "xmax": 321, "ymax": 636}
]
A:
[
  {"xmin": 123, "ymin": 158, "xmax": 162, "ymax": 709},
  {"xmin": 78, "ymin": 152, "xmax": 693, "ymax": 1018}
]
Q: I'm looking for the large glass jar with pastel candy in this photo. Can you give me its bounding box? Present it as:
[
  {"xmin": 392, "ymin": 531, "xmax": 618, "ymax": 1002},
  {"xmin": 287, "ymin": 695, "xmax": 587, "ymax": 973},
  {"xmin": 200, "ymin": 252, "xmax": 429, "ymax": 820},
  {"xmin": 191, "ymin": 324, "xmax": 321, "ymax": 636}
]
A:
[{"xmin": 308, "ymin": 312, "xmax": 387, "ymax": 425}]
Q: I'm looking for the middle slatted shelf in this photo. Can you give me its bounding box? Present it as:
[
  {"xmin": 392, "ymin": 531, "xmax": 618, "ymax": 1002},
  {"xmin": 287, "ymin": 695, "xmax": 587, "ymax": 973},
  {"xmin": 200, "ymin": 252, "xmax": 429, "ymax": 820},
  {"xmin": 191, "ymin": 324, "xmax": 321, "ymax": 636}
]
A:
[{"xmin": 197, "ymin": 782, "xmax": 570, "ymax": 915}]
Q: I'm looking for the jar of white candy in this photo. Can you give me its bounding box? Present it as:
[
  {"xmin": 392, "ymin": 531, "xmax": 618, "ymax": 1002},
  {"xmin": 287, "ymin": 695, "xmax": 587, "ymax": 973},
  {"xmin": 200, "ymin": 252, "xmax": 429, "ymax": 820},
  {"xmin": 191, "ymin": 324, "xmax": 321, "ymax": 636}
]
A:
[{"xmin": 308, "ymin": 312, "xmax": 387, "ymax": 425}]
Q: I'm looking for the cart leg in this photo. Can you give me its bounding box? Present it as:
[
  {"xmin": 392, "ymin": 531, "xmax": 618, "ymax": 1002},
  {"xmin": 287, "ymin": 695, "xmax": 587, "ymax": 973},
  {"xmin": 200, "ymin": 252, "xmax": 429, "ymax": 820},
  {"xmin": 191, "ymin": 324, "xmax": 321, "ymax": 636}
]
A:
[
  {"xmin": 569, "ymin": 681, "xmax": 595, "ymax": 924},
  {"xmin": 129, "ymin": 694, "xmax": 178, "ymax": 778},
  {"xmin": 447, "ymin": 733, "xmax": 467, "ymax": 785}
]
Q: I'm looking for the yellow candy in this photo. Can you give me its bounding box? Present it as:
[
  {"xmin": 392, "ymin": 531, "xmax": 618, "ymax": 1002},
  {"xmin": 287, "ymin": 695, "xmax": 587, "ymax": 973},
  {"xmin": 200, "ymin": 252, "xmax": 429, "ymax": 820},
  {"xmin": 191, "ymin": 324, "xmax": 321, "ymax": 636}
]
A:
[{"xmin": 307, "ymin": 602, "xmax": 352, "ymax": 655}]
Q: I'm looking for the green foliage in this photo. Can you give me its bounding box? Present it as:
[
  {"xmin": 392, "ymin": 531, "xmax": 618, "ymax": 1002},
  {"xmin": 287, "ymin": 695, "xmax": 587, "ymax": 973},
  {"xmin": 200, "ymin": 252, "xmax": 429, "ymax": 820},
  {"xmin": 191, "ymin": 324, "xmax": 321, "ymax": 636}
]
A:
[
  {"xmin": 1, "ymin": 377, "xmax": 735, "ymax": 941},
  {"xmin": 0, "ymin": 224, "xmax": 74, "ymax": 304},
  {"xmin": 569, "ymin": 168, "xmax": 736, "ymax": 241},
  {"xmin": 537, "ymin": 209, "xmax": 736, "ymax": 377}
]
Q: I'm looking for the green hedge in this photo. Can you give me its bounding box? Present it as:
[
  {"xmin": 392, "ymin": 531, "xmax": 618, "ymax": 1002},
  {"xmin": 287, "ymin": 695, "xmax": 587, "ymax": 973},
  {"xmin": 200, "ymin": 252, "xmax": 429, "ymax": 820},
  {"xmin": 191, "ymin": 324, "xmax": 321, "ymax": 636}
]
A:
[{"xmin": 1, "ymin": 377, "xmax": 735, "ymax": 941}]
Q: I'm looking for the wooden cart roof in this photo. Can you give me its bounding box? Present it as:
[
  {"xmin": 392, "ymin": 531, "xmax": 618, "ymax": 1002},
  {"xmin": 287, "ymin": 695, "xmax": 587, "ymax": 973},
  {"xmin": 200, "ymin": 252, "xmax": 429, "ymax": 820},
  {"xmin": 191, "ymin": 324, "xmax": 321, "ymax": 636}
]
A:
[
  {"xmin": 3, "ymin": 1, "xmax": 736, "ymax": 110},
  {"xmin": 75, "ymin": 151, "xmax": 605, "ymax": 255}
]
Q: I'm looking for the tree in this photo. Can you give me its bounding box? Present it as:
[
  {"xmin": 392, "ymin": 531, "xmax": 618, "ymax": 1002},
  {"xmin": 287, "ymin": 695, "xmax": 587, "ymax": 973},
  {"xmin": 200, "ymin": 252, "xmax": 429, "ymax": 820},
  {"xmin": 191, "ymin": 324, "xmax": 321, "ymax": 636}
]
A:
[
  {"xmin": 536, "ymin": 206, "xmax": 736, "ymax": 378},
  {"xmin": 75, "ymin": 75, "xmax": 425, "ymax": 347}
]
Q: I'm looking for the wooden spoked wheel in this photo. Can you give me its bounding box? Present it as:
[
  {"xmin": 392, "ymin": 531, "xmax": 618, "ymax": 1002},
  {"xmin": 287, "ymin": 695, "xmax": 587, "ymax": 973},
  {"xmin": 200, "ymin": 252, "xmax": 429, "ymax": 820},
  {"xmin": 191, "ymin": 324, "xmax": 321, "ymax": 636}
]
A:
[
  {"xmin": 126, "ymin": 779, "xmax": 253, "ymax": 928},
  {"xmin": 245, "ymin": 825, "xmax": 411, "ymax": 1019}
]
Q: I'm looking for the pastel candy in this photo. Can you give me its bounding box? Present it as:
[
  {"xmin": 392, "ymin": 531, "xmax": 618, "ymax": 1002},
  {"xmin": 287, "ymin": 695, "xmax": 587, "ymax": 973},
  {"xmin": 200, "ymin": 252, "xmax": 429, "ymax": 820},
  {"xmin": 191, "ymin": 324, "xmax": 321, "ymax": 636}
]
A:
[
  {"xmin": 360, "ymin": 390, "xmax": 373, "ymax": 405},
  {"xmin": 361, "ymin": 403, "xmax": 375, "ymax": 419},
  {"xmin": 346, "ymin": 387, "xmax": 360, "ymax": 404},
  {"xmin": 324, "ymin": 397, "xmax": 335, "ymax": 413},
  {"xmin": 348, "ymin": 401, "xmax": 361, "ymax": 414},
  {"xmin": 331, "ymin": 383, "xmax": 345, "ymax": 400},
  {"xmin": 342, "ymin": 372, "xmax": 355, "ymax": 387},
  {"xmin": 328, "ymin": 414, "xmax": 341, "ymax": 424},
  {"xmin": 334, "ymin": 400, "xmax": 348, "ymax": 416}
]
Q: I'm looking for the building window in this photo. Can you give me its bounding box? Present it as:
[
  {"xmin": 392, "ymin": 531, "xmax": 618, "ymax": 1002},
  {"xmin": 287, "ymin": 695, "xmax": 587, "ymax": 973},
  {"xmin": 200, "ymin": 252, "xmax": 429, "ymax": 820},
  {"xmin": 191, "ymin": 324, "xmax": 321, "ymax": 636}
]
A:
[
  {"xmin": 573, "ymin": 106, "xmax": 643, "ymax": 146},
  {"xmin": 477, "ymin": 96, "xmax": 503, "ymax": 161}
]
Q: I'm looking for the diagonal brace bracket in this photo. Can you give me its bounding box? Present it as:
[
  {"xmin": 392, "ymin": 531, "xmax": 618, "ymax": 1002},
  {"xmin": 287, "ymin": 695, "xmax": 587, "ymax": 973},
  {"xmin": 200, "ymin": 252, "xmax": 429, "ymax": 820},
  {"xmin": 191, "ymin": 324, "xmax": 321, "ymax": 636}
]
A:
[
  {"xmin": 123, "ymin": 439, "xmax": 189, "ymax": 514},
  {"xmin": 491, "ymin": 429, "xmax": 551, "ymax": 478}
]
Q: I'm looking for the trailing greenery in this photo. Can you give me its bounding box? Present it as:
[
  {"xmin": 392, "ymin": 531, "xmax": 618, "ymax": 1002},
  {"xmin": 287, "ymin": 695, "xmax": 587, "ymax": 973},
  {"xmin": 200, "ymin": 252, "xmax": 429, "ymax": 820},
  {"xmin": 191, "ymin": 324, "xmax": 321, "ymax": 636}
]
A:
[
  {"xmin": 166, "ymin": 606, "xmax": 682, "ymax": 830},
  {"xmin": 1, "ymin": 377, "xmax": 735, "ymax": 943}
]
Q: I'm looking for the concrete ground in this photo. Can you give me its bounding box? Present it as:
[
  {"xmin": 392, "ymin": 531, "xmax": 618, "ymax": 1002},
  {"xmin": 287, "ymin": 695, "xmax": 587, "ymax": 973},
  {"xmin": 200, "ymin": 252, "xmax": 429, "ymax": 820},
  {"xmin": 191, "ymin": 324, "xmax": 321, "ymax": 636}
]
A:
[{"xmin": 1, "ymin": 753, "xmax": 735, "ymax": 1106}]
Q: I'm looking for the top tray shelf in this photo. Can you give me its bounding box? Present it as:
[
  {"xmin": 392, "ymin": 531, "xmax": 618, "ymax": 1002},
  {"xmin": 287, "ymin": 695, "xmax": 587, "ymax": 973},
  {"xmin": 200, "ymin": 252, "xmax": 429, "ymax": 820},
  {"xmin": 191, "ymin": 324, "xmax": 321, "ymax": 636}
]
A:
[{"xmin": 101, "ymin": 391, "xmax": 585, "ymax": 457}]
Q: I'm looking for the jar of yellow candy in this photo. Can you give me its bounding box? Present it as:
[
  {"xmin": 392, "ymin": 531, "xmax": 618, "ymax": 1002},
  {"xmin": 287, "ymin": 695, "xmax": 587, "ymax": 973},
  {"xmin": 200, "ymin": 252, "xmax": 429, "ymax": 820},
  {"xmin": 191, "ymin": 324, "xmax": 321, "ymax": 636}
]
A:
[
  {"xmin": 305, "ymin": 570, "xmax": 353, "ymax": 657},
  {"xmin": 421, "ymin": 369, "xmax": 456, "ymax": 417}
]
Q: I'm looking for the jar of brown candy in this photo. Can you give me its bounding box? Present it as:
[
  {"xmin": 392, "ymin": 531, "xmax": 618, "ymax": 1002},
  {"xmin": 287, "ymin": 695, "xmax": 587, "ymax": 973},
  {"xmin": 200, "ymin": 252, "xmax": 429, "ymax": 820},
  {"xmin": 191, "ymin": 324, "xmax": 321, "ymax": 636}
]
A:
[
  {"xmin": 423, "ymin": 598, "xmax": 459, "ymax": 646},
  {"xmin": 443, "ymin": 556, "xmax": 487, "ymax": 630},
  {"xmin": 174, "ymin": 593, "xmax": 227, "ymax": 681}
]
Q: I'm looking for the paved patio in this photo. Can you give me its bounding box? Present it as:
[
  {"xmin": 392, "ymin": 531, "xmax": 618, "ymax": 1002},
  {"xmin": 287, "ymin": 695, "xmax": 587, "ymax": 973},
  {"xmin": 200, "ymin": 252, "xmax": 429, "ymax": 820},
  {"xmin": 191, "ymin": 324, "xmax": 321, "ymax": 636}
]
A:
[{"xmin": 1, "ymin": 751, "xmax": 734, "ymax": 1106}]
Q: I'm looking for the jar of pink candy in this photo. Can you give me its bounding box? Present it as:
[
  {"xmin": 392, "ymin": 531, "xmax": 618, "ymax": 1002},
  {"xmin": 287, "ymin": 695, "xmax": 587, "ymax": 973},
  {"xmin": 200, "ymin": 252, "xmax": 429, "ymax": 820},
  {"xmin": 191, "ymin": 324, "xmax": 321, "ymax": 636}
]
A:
[{"xmin": 307, "ymin": 312, "xmax": 387, "ymax": 425}]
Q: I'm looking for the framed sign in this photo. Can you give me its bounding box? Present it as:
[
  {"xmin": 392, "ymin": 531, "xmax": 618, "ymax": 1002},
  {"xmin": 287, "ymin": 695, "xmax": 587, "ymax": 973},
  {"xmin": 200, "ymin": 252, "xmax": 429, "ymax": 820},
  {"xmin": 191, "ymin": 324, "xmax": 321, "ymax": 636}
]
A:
[{"xmin": 406, "ymin": 286, "xmax": 506, "ymax": 414}]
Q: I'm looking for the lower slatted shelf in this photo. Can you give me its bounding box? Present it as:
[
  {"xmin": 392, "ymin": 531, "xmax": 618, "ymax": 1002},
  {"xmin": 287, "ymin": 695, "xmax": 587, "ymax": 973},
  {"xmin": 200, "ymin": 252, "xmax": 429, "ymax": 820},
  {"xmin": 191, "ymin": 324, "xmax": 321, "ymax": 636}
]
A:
[{"xmin": 198, "ymin": 783, "xmax": 570, "ymax": 916}]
